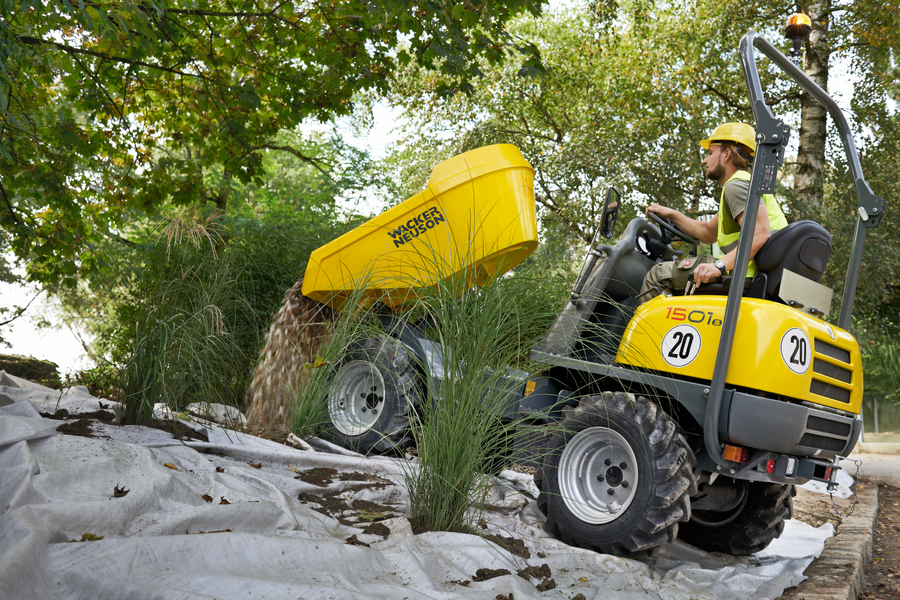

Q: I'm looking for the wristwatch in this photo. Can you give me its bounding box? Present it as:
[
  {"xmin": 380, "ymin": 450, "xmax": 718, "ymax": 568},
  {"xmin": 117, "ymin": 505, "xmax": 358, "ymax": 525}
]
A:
[{"xmin": 714, "ymin": 259, "xmax": 727, "ymax": 275}]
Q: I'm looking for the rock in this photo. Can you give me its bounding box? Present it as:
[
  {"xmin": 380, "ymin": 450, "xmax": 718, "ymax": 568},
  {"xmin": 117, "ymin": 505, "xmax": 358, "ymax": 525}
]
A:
[{"xmin": 0, "ymin": 354, "xmax": 61, "ymax": 388}]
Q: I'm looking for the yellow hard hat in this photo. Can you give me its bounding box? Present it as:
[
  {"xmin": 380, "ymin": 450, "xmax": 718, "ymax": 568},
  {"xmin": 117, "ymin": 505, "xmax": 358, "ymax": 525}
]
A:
[{"xmin": 700, "ymin": 122, "xmax": 757, "ymax": 156}]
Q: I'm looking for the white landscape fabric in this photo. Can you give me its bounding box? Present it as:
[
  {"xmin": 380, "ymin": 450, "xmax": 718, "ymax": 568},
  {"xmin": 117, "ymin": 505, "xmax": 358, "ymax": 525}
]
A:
[{"xmin": 0, "ymin": 371, "xmax": 841, "ymax": 600}]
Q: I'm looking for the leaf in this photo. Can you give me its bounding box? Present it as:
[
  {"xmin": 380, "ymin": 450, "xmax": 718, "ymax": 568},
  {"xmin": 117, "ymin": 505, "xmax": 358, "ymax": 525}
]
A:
[
  {"xmin": 113, "ymin": 484, "xmax": 130, "ymax": 498},
  {"xmin": 70, "ymin": 533, "xmax": 104, "ymax": 542},
  {"xmin": 201, "ymin": 494, "xmax": 213, "ymax": 502},
  {"xmin": 164, "ymin": 463, "xmax": 178, "ymax": 470},
  {"xmin": 303, "ymin": 356, "xmax": 329, "ymax": 370},
  {"xmin": 248, "ymin": 462, "xmax": 261, "ymax": 469},
  {"xmin": 356, "ymin": 510, "xmax": 388, "ymax": 522},
  {"xmin": 219, "ymin": 497, "xmax": 230, "ymax": 505}
]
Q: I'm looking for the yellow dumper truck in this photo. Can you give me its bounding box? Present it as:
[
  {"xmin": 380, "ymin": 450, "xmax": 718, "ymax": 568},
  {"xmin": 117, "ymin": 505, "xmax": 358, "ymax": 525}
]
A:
[{"xmin": 300, "ymin": 25, "xmax": 884, "ymax": 556}]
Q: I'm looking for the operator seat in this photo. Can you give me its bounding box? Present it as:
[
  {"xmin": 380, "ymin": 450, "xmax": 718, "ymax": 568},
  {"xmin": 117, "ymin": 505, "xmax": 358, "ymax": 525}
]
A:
[
  {"xmin": 695, "ymin": 219, "xmax": 832, "ymax": 301},
  {"xmin": 754, "ymin": 219, "xmax": 832, "ymax": 300}
]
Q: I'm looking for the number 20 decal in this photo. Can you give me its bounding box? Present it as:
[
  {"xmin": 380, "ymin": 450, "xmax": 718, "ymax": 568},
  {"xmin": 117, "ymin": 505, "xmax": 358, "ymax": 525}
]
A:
[
  {"xmin": 661, "ymin": 324, "xmax": 701, "ymax": 367},
  {"xmin": 780, "ymin": 328, "xmax": 811, "ymax": 375}
]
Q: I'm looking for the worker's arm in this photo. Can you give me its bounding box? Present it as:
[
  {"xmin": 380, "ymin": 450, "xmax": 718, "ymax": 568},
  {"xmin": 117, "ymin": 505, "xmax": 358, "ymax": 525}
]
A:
[
  {"xmin": 691, "ymin": 203, "xmax": 771, "ymax": 284},
  {"xmin": 645, "ymin": 203, "xmax": 718, "ymax": 244}
]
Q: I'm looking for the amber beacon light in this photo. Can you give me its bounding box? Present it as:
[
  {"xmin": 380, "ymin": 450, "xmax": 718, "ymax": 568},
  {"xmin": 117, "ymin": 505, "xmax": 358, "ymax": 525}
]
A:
[{"xmin": 785, "ymin": 13, "xmax": 812, "ymax": 66}]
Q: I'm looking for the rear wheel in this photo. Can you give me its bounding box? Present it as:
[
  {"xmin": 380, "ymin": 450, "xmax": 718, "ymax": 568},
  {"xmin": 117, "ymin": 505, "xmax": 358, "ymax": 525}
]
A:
[
  {"xmin": 535, "ymin": 392, "xmax": 697, "ymax": 556},
  {"xmin": 679, "ymin": 481, "xmax": 794, "ymax": 555},
  {"xmin": 324, "ymin": 336, "xmax": 420, "ymax": 454}
]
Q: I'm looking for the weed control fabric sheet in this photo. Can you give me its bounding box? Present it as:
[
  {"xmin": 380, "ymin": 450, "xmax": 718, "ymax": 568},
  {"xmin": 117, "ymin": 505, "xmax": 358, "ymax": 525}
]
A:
[{"xmin": 0, "ymin": 371, "xmax": 845, "ymax": 600}]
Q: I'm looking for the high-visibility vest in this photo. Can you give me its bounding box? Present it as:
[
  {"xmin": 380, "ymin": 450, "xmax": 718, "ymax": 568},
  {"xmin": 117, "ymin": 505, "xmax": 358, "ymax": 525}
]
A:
[{"xmin": 716, "ymin": 170, "xmax": 788, "ymax": 276}]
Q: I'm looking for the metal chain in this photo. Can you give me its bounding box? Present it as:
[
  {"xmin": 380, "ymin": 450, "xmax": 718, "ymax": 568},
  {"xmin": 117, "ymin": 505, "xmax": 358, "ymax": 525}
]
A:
[{"xmin": 829, "ymin": 458, "xmax": 862, "ymax": 518}]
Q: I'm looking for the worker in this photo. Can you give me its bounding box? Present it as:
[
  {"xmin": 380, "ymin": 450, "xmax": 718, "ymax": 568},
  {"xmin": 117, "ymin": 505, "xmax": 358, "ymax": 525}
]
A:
[{"xmin": 638, "ymin": 122, "xmax": 788, "ymax": 300}]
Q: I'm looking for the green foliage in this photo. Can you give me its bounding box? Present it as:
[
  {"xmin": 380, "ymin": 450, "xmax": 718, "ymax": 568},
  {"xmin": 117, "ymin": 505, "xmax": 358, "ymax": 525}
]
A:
[
  {"xmin": 120, "ymin": 244, "xmax": 255, "ymax": 423},
  {"xmin": 852, "ymin": 314, "xmax": 900, "ymax": 406},
  {"xmin": 63, "ymin": 364, "xmax": 121, "ymax": 401},
  {"xmin": 44, "ymin": 126, "xmax": 371, "ymax": 405},
  {"xmin": 404, "ymin": 255, "xmax": 569, "ymax": 533},
  {"xmin": 112, "ymin": 203, "xmax": 352, "ymax": 423},
  {"xmin": 386, "ymin": 0, "xmax": 900, "ymax": 336},
  {"xmin": 817, "ymin": 121, "xmax": 900, "ymax": 322},
  {"xmin": 386, "ymin": 0, "xmax": 801, "ymax": 247},
  {"xmin": 862, "ymin": 341, "xmax": 900, "ymax": 404},
  {"xmin": 0, "ymin": 0, "xmax": 544, "ymax": 286}
]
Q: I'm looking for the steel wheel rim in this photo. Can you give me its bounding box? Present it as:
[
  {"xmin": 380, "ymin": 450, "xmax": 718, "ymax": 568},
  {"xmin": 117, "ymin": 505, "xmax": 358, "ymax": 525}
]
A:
[
  {"xmin": 328, "ymin": 360, "xmax": 385, "ymax": 436},
  {"xmin": 558, "ymin": 426, "xmax": 640, "ymax": 524}
]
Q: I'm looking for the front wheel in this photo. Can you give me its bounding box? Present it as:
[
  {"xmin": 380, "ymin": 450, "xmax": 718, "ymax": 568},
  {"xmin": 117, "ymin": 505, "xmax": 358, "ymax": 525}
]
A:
[
  {"xmin": 678, "ymin": 481, "xmax": 795, "ymax": 556},
  {"xmin": 535, "ymin": 392, "xmax": 697, "ymax": 556},
  {"xmin": 323, "ymin": 335, "xmax": 420, "ymax": 454}
]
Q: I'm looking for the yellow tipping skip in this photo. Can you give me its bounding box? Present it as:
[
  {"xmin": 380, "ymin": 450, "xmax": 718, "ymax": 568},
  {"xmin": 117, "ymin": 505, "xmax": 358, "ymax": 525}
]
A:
[{"xmin": 301, "ymin": 144, "xmax": 538, "ymax": 310}]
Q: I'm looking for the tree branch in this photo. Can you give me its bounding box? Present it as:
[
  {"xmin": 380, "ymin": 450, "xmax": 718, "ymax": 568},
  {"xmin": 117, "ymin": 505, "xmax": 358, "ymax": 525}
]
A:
[
  {"xmin": 0, "ymin": 289, "xmax": 44, "ymax": 328},
  {"xmin": 17, "ymin": 36, "xmax": 210, "ymax": 80},
  {"xmin": 256, "ymin": 144, "xmax": 331, "ymax": 176},
  {"xmin": 534, "ymin": 172, "xmax": 590, "ymax": 243},
  {"xmin": 702, "ymin": 83, "xmax": 751, "ymax": 112},
  {"xmin": 68, "ymin": 51, "xmax": 128, "ymax": 126},
  {"xmin": 131, "ymin": 2, "xmax": 308, "ymax": 20},
  {"xmin": 525, "ymin": 91, "xmax": 565, "ymax": 143},
  {"xmin": 0, "ymin": 180, "xmax": 22, "ymax": 225}
]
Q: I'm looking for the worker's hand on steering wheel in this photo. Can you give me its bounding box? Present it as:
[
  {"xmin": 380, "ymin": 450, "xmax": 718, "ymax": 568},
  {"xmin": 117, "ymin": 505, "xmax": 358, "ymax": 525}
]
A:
[{"xmin": 645, "ymin": 203, "xmax": 677, "ymax": 220}]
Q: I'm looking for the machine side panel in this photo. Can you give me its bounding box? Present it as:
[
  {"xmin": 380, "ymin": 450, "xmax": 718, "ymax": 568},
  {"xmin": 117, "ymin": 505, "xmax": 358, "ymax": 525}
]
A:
[{"xmin": 616, "ymin": 296, "xmax": 862, "ymax": 414}]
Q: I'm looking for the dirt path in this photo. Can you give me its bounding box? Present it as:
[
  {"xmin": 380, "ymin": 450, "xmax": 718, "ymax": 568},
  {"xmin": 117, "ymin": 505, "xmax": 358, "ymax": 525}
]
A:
[{"xmin": 858, "ymin": 483, "xmax": 900, "ymax": 599}]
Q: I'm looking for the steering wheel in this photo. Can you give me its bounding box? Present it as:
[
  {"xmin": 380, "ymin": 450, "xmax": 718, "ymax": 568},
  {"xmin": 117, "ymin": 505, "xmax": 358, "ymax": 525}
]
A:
[{"xmin": 647, "ymin": 211, "xmax": 701, "ymax": 247}]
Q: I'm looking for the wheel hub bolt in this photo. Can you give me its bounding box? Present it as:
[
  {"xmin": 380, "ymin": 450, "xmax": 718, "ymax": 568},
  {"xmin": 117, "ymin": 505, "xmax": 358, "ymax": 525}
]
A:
[
  {"xmin": 619, "ymin": 462, "xmax": 627, "ymax": 470},
  {"xmin": 371, "ymin": 410, "xmax": 377, "ymax": 416},
  {"xmin": 596, "ymin": 475, "xmax": 604, "ymax": 482},
  {"xmin": 361, "ymin": 407, "xmax": 366, "ymax": 412},
  {"xmin": 607, "ymin": 489, "xmax": 615, "ymax": 496},
  {"xmin": 604, "ymin": 458, "xmax": 611, "ymax": 466},
  {"xmin": 622, "ymin": 481, "xmax": 629, "ymax": 489}
]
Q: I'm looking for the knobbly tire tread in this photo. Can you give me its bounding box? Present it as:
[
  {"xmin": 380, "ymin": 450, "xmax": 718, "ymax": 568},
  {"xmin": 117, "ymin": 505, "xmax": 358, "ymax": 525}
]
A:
[
  {"xmin": 678, "ymin": 482, "xmax": 795, "ymax": 556},
  {"xmin": 534, "ymin": 392, "xmax": 697, "ymax": 557},
  {"xmin": 324, "ymin": 335, "xmax": 420, "ymax": 454}
]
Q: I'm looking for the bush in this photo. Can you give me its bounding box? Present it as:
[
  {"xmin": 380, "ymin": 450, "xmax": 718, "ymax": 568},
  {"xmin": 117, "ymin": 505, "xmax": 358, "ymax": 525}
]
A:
[
  {"xmin": 403, "ymin": 257, "xmax": 568, "ymax": 533},
  {"xmin": 112, "ymin": 209, "xmax": 352, "ymax": 424}
]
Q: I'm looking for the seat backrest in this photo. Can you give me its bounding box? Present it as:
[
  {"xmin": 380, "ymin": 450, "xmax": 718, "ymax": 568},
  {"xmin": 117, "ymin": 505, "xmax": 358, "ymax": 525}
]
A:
[{"xmin": 754, "ymin": 220, "xmax": 832, "ymax": 299}]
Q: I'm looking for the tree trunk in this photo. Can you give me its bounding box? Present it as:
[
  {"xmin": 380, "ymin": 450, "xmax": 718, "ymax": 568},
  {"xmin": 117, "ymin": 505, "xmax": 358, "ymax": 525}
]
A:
[{"xmin": 795, "ymin": 0, "xmax": 831, "ymax": 212}]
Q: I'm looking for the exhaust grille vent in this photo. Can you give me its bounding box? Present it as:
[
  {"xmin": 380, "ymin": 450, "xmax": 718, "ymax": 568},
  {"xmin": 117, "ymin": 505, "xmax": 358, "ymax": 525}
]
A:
[
  {"xmin": 810, "ymin": 380, "xmax": 851, "ymax": 403},
  {"xmin": 810, "ymin": 338, "xmax": 854, "ymax": 405},
  {"xmin": 806, "ymin": 415, "xmax": 852, "ymax": 437},
  {"xmin": 812, "ymin": 358, "xmax": 852, "ymax": 384},
  {"xmin": 814, "ymin": 339, "xmax": 851, "ymax": 363},
  {"xmin": 799, "ymin": 433, "xmax": 847, "ymax": 452}
]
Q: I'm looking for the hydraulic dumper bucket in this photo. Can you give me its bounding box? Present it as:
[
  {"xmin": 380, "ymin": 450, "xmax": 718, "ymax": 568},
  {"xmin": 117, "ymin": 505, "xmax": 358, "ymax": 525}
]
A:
[{"xmin": 301, "ymin": 144, "xmax": 538, "ymax": 311}]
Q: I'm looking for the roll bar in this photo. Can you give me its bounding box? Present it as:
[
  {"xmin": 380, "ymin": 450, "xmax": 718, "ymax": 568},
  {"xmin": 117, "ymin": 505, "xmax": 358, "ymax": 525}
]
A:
[{"xmin": 703, "ymin": 30, "xmax": 887, "ymax": 469}]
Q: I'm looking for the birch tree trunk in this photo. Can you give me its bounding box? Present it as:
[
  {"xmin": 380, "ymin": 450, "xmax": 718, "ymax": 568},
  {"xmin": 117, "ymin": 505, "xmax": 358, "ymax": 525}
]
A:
[{"xmin": 795, "ymin": 0, "xmax": 832, "ymax": 211}]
